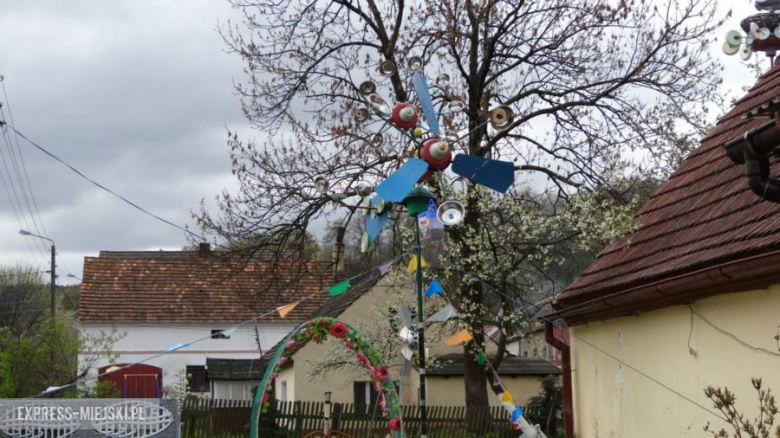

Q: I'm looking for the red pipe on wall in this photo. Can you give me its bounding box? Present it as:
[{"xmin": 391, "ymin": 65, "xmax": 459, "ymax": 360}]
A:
[{"xmin": 545, "ymin": 321, "xmax": 574, "ymax": 438}]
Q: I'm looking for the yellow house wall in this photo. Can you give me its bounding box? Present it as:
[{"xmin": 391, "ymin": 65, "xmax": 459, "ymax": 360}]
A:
[
  {"xmin": 570, "ymin": 284, "xmax": 780, "ymax": 437},
  {"xmin": 280, "ymin": 270, "xmax": 541, "ymax": 408},
  {"xmin": 287, "ymin": 271, "xmax": 419, "ymax": 406},
  {"xmin": 426, "ymin": 375, "xmax": 544, "ymax": 407}
]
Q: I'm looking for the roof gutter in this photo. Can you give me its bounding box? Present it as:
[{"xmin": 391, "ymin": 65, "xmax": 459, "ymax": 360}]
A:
[
  {"xmin": 723, "ymin": 114, "xmax": 780, "ymax": 202},
  {"xmin": 552, "ymin": 248, "xmax": 780, "ymax": 325},
  {"xmin": 545, "ymin": 322, "xmax": 574, "ymax": 438}
]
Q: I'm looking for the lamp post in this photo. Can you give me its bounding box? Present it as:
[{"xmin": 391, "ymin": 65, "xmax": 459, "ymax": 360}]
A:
[
  {"xmin": 323, "ymin": 391, "xmax": 332, "ymax": 435},
  {"xmin": 402, "ymin": 186, "xmax": 436, "ymax": 438},
  {"xmin": 19, "ymin": 230, "xmax": 56, "ymax": 320}
]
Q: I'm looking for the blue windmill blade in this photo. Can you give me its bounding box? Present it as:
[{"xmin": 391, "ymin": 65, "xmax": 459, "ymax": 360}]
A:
[
  {"xmin": 412, "ymin": 73, "xmax": 441, "ymax": 136},
  {"xmin": 366, "ymin": 198, "xmax": 391, "ymax": 242},
  {"xmin": 374, "ymin": 157, "xmax": 429, "ymax": 202},
  {"xmin": 451, "ymin": 154, "xmax": 515, "ymax": 193}
]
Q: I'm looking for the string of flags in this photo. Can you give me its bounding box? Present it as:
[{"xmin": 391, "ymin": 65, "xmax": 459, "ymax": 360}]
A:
[
  {"xmin": 406, "ymin": 254, "xmax": 427, "ymax": 274},
  {"xmin": 29, "ymin": 254, "xmax": 407, "ymax": 399}
]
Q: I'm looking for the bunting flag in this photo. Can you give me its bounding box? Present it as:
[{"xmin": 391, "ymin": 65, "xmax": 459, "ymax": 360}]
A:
[
  {"xmin": 401, "ymin": 346, "xmax": 414, "ymax": 361},
  {"xmin": 378, "ymin": 260, "xmax": 395, "ymax": 275},
  {"xmin": 427, "ymin": 304, "xmax": 458, "ymax": 323},
  {"xmin": 444, "ymin": 329, "xmax": 472, "ymax": 346},
  {"xmin": 501, "ymin": 390, "xmax": 513, "ymax": 403},
  {"xmin": 423, "ymin": 279, "xmax": 443, "ymax": 297},
  {"xmin": 511, "ymin": 407, "xmax": 524, "ymax": 422},
  {"xmin": 165, "ymin": 342, "xmax": 190, "ymax": 353},
  {"xmin": 477, "ymin": 351, "xmax": 487, "ymax": 366},
  {"xmin": 492, "ymin": 370, "xmax": 501, "ymax": 387},
  {"xmin": 406, "ymin": 254, "xmax": 427, "ymax": 274},
  {"xmin": 328, "ymin": 280, "xmax": 350, "ymax": 296},
  {"xmin": 277, "ymin": 302, "xmax": 298, "ymax": 318}
]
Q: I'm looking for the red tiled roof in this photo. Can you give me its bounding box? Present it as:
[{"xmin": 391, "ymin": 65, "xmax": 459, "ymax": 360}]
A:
[
  {"xmin": 555, "ymin": 64, "xmax": 780, "ymax": 322},
  {"xmin": 79, "ymin": 251, "xmax": 334, "ymax": 323}
]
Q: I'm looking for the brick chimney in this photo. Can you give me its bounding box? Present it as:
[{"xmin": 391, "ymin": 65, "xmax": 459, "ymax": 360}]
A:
[{"xmin": 198, "ymin": 243, "xmax": 211, "ymax": 258}]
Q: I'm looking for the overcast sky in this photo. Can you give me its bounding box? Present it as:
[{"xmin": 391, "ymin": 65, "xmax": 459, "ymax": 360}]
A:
[{"xmin": 0, "ymin": 1, "xmax": 758, "ymax": 284}]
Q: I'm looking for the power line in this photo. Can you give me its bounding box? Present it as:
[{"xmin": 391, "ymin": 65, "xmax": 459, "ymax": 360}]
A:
[
  {"xmin": 689, "ymin": 306, "xmax": 780, "ymax": 358},
  {"xmin": 0, "ymin": 127, "xmax": 48, "ymax": 263},
  {"xmin": 1, "ymin": 78, "xmax": 51, "ymax": 242},
  {"xmin": 443, "ymin": 261, "xmax": 728, "ymax": 423},
  {"xmin": 9, "ymin": 126, "xmax": 207, "ymax": 243}
]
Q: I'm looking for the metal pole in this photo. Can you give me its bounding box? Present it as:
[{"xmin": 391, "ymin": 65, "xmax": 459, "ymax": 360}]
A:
[
  {"xmin": 415, "ymin": 219, "xmax": 428, "ymax": 438},
  {"xmin": 50, "ymin": 243, "xmax": 56, "ymax": 320}
]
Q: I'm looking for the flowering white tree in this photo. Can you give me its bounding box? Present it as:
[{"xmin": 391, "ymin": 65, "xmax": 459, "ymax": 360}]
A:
[{"xmin": 199, "ymin": 0, "xmax": 726, "ymax": 409}]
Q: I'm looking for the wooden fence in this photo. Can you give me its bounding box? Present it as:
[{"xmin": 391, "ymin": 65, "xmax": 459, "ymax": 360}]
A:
[{"xmin": 181, "ymin": 398, "xmax": 521, "ymax": 438}]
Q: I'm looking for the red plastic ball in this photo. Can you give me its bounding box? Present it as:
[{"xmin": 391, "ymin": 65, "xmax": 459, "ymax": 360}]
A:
[
  {"xmin": 391, "ymin": 103, "xmax": 418, "ymax": 130},
  {"xmin": 420, "ymin": 138, "xmax": 452, "ymax": 170}
]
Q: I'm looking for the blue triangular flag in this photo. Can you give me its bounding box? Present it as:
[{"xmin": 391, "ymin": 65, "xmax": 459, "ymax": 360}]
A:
[
  {"xmin": 424, "ymin": 279, "xmax": 443, "ymax": 297},
  {"xmin": 511, "ymin": 406, "xmax": 524, "ymax": 422}
]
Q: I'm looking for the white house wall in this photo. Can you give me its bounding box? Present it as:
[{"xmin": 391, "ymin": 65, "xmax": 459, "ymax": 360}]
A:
[{"xmin": 79, "ymin": 322, "xmax": 296, "ymax": 394}]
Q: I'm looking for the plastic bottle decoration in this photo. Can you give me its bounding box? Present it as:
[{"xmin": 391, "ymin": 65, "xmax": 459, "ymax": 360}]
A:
[
  {"xmin": 407, "ymin": 56, "xmax": 424, "ymax": 72},
  {"xmin": 390, "ymin": 103, "xmax": 419, "ymax": 129},
  {"xmin": 378, "ymin": 60, "xmax": 396, "ymax": 76},
  {"xmin": 370, "ymin": 133, "xmax": 384, "ymax": 147},
  {"xmin": 722, "ymin": 10, "xmax": 780, "ymax": 62},
  {"xmin": 448, "ymin": 99, "xmax": 465, "ymax": 112},
  {"xmin": 368, "ymin": 94, "xmax": 391, "ymax": 114},
  {"xmin": 490, "ymin": 106, "xmax": 515, "ymax": 129},
  {"xmin": 360, "ymin": 80, "xmax": 377, "ymax": 95},
  {"xmin": 420, "ymin": 138, "xmax": 453, "ymax": 170},
  {"xmin": 353, "ymin": 107, "xmax": 370, "ymax": 122},
  {"xmin": 435, "ymin": 74, "xmax": 450, "ymax": 87}
]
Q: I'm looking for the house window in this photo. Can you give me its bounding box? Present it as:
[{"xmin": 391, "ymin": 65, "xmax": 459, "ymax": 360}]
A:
[
  {"xmin": 211, "ymin": 329, "xmax": 231, "ymax": 339},
  {"xmin": 187, "ymin": 365, "xmax": 209, "ymax": 392},
  {"xmin": 353, "ymin": 381, "xmax": 380, "ymax": 414},
  {"xmin": 280, "ymin": 381, "xmax": 288, "ymax": 402}
]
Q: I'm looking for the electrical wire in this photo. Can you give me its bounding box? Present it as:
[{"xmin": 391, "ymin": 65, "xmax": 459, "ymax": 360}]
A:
[
  {"xmin": 27, "ymin": 253, "xmax": 407, "ymax": 399},
  {"xmin": 10, "ymin": 127, "xmax": 208, "ymax": 243},
  {"xmin": 689, "ymin": 306, "xmax": 780, "ymax": 358},
  {"xmin": 442, "ymin": 260, "xmax": 728, "ymax": 422},
  {"xmin": 0, "ymin": 129, "xmax": 48, "ymax": 263}
]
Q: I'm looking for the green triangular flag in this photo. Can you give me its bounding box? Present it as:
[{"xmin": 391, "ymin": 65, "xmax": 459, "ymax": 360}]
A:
[
  {"xmin": 328, "ymin": 280, "xmax": 350, "ymax": 296},
  {"xmin": 477, "ymin": 351, "xmax": 486, "ymax": 366}
]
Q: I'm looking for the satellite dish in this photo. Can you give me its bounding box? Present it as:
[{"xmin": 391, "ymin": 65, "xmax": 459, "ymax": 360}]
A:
[{"xmin": 437, "ymin": 201, "xmax": 465, "ymax": 226}]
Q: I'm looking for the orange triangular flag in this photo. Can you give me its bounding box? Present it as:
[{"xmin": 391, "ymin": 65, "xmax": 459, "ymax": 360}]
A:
[
  {"xmin": 444, "ymin": 329, "xmax": 473, "ymax": 346},
  {"xmin": 277, "ymin": 302, "xmax": 298, "ymax": 318}
]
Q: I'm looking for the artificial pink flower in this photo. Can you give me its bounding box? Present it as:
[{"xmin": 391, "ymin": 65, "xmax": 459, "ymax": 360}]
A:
[
  {"xmin": 286, "ymin": 340, "xmax": 297, "ymax": 350},
  {"xmin": 321, "ymin": 320, "xmax": 327, "ymax": 327},
  {"xmin": 356, "ymin": 353, "xmax": 369, "ymax": 366},
  {"xmin": 389, "ymin": 418, "xmax": 401, "ymax": 431},
  {"xmin": 373, "ymin": 365, "xmax": 389, "ymax": 382},
  {"xmin": 278, "ymin": 357, "xmax": 289, "ymax": 366},
  {"xmin": 261, "ymin": 392, "xmax": 269, "ymax": 404},
  {"xmin": 330, "ymin": 322, "xmax": 347, "ymax": 338}
]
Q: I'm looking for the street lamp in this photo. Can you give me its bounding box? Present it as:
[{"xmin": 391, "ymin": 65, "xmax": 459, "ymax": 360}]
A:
[
  {"xmin": 19, "ymin": 229, "xmax": 56, "ymax": 320},
  {"xmin": 323, "ymin": 391, "xmax": 333, "ymax": 435}
]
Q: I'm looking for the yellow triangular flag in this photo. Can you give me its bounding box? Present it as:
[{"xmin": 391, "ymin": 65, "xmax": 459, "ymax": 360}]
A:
[
  {"xmin": 277, "ymin": 302, "xmax": 298, "ymax": 319},
  {"xmin": 406, "ymin": 255, "xmax": 427, "ymax": 275},
  {"xmin": 443, "ymin": 329, "xmax": 473, "ymax": 346},
  {"xmin": 501, "ymin": 391, "xmax": 513, "ymax": 403}
]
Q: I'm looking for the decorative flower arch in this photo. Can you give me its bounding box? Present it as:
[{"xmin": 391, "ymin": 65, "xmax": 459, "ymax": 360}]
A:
[{"xmin": 250, "ymin": 317, "xmax": 403, "ymax": 437}]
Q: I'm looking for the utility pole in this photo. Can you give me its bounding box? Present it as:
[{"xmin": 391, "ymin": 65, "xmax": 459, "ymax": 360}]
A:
[
  {"xmin": 414, "ymin": 218, "xmax": 428, "ymax": 438},
  {"xmin": 19, "ymin": 230, "xmax": 56, "ymax": 362},
  {"xmin": 50, "ymin": 243, "xmax": 56, "ymax": 320}
]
